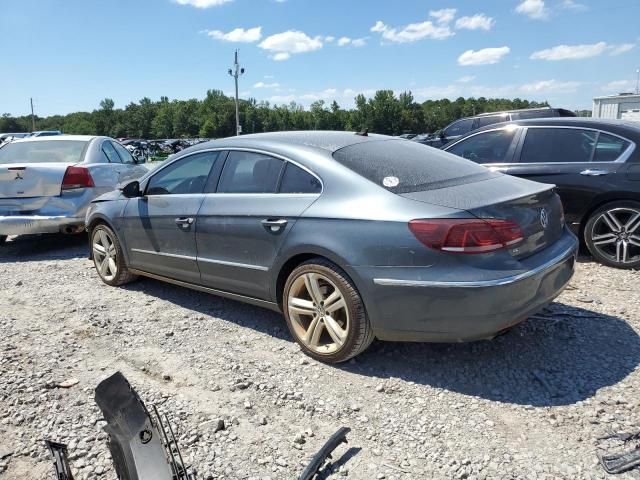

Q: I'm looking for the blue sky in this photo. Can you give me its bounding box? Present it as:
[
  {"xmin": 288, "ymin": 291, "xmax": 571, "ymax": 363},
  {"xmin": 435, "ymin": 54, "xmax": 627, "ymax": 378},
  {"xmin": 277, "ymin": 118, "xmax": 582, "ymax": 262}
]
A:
[{"xmin": 1, "ymin": 0, "xmax": 639, "ymax": 116}]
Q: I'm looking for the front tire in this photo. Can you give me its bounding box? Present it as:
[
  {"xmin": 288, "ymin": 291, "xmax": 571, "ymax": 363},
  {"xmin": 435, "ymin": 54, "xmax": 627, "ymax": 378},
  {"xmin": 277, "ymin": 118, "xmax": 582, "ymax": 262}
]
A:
[
  {"xmin": 584, "ymin": 200, "xmax": 640, "ymax": 269},
  {"xmin": 91, "ymin": 224, "xmax": 138, "ymax": 286},
  {"xmin": 283, "ymin": 258, "xmax": 374, "ymax": 363}
]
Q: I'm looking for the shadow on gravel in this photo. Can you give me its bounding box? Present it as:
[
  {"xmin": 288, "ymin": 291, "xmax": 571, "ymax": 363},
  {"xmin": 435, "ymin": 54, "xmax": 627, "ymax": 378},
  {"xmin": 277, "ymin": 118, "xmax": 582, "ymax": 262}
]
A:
[
  {"xmin": 0, "ymin": 234, "xmax": 88, "ymax": 263},
  {"xmin": 120, "ymin": 272, "xmax": 640, "ymax": 408},
  {"xmin": 121, "ymin": 277, "xmax": 289, "ymax": 340},
  {"xmin": 343, "ymin": 303, "xmax": 640, "ymax": 407}
]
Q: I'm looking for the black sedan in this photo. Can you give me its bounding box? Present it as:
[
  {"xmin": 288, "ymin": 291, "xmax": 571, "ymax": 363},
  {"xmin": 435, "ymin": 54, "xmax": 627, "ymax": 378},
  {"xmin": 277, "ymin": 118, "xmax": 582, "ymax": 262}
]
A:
[{"xmin": 444, "ymin": 118, "xmax": 640, "ymax": 269}]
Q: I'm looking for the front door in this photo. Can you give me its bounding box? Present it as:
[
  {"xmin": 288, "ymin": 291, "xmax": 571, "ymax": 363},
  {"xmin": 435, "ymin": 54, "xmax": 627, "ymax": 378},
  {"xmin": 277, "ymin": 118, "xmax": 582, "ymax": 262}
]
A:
[
  {"xmin": 196, "ymin": 151, "xmax": 322, "ymax": 300},
  {"xmin": 121, "ymin": 151, "xmax": 221, "ymax": 283}
]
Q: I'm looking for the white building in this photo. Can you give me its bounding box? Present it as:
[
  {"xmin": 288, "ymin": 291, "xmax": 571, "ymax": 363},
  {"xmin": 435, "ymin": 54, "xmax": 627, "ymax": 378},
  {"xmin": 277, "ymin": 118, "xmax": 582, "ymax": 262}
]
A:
[{"xmin": 592, "ymin": 93, "xmax": 640, "ymax": 121}]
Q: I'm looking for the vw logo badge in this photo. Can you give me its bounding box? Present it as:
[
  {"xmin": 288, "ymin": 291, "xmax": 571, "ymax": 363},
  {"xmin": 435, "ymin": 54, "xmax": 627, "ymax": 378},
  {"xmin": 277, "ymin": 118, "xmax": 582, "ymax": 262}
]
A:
[{"xmin": 540, "ymin": 208, "xmax": 549, "ymax": 229}]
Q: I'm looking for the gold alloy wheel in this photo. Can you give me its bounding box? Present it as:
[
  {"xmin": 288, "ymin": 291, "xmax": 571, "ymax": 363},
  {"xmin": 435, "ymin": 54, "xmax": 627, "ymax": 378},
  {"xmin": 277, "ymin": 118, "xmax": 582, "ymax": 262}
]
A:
[
  {"xmin": 92, "ymin": 229, "xmax": 118, "ymax": 282},
  {"xmin": 287, "ymin": 272, "xmax": 350, "ymax": 354}
]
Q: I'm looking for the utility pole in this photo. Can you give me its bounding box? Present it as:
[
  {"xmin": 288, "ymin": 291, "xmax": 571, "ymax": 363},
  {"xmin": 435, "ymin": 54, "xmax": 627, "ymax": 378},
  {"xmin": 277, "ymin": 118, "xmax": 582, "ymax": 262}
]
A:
[
  {"xmin": 30, "ymin": 98, "xmax": 35, "ymax": 132},
  {"xmin": 636, "ymin": 68, "xmax": 640, "ymax": 95},
  {"xmin": 228, "ymin": 50, "xmax": 245, "ymax": 136}
]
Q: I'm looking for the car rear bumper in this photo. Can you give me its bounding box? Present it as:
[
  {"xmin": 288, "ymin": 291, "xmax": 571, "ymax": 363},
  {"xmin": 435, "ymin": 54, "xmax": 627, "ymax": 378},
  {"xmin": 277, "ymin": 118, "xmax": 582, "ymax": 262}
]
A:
[
  {"xmin": 0, "ymin": 215, "xmax": 85, "ymax": 235},
  {"xmin": 354, "ymin": 228, "xmax": 578, "ymax": 342}
]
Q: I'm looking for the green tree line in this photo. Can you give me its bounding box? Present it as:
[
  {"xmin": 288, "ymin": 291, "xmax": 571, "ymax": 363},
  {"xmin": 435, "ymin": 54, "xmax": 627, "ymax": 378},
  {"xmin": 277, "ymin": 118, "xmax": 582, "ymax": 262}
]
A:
[{"xmin": 1, "ymin": 90, "xmax": 551, "ymax": 139}]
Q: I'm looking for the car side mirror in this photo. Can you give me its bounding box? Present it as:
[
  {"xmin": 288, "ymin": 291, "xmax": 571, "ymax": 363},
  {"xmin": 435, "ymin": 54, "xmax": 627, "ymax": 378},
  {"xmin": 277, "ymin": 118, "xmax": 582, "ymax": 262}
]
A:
[
  {"xmin": 439, "ymin": 130, "xmax": 446, "ymax": 139},
  {"xmin": 121, "ymin": 180, "xmax": 141, "ymax": 198}
]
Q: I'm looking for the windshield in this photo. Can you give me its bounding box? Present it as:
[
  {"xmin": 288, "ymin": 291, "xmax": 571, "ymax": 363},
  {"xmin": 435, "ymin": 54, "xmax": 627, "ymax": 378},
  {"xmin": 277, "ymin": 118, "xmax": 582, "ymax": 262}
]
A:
[
  {"xmin": 333, "ymin": 139, "xmax": 499, "ymax": 194},
  {"xmin": 0, "ymin": 140, "xmax": 88, "ymax": 164}
]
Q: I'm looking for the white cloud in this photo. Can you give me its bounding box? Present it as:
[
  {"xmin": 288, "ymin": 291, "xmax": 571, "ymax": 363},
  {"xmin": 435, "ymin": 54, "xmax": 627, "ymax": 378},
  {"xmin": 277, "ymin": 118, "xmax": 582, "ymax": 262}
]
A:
[
  {"xmin": 273, "ymin": 52, "xmax": 290, "ymax": 61},
  {"xmin": 253, "ymin": 81, "xmax": 280, "ymax": 88},
  {"xmin": 530, "ymin": 42, "xmax": 635, "ymax": 60},
  {"xmin": 325, "ymin": 36, "xmax": 335, "ymax": 43},
  {"xmin": 560, "ymin": 0, "xmax": 588, "ymax": 11},
  {"xmin": 204, "ymin": 26, "xmax": 262, "ymax": 43},
  {"xmin": 370, "ymin": 17, "xmax": 454, "ymax": 43},
  {"xmin": 457, "ymin": 75, "xmax": 476, "ymax": 83},
  {"xmin": 336, "ymin": 36, "xmax": 367, "ymax": 47},
  {"xmin": 610, "ymin": 43, "xmax": 636, "ymax": 56},
  {"xmin": 519, "ymin": 79, "xmax": 581, "ymax": 94},
  {"xmin": 515, "ymin": 0, "xmax": 549, "ymax": 20},
  {"xmin": 458, "ymin": 46, "xmax": 510, "ymax": 66},
  {"xmin": 602, "ymin": 80, "xmax": 635, "ymax": 92},
  {"xmin": 258, "ymin": 30, "xmax": 323, "ymax": 60},
  {"xmin": 430, "ymin": 8, "xmax": 457, "ymax": 25},
  {"xmin": 175, "ymin": 0, "xmax": 232, "ymax": 8},
  {"xmin": 455, "ymin": 14, "xmax": 495, "ymax": 31}
]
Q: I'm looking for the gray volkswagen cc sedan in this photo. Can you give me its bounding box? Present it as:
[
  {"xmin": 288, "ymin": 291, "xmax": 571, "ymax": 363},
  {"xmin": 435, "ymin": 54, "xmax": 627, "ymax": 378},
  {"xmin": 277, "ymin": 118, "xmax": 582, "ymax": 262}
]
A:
[{"xmin": 86, "ymin": 131, "xmax": 578, "ymax": 363}]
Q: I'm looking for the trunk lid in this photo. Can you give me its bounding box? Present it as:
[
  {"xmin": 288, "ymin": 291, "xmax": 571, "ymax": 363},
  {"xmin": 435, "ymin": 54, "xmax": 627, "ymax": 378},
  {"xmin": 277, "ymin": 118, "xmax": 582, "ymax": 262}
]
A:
[
  {"xmin": 0, "ymin": 163, "xmax": 70, "ymax": 198},
  {"xmin": 401, "ymin": 174, "xmax": 564, "ymax": 259}
]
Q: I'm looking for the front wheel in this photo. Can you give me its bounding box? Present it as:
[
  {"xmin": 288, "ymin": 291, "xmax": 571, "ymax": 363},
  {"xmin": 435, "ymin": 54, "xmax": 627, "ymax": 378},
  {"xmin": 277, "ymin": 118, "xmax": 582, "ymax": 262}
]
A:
[
  {"xmin": 91, "ymin": 224, "xmax": 138, "ymax": 286},
  {"xmin": 283, "ymin": 259, "xmax": 374, "ymax": 363},
  {"xmin": 584, "ymin": 200, "xmax": 640, "ymax": 269}
]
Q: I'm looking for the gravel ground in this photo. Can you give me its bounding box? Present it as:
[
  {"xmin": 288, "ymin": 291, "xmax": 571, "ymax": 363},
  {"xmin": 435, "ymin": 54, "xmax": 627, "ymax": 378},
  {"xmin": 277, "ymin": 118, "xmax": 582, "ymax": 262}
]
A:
[{"xmin": 1, "ymin": 233, "xmax": 640, "ymax": 480}]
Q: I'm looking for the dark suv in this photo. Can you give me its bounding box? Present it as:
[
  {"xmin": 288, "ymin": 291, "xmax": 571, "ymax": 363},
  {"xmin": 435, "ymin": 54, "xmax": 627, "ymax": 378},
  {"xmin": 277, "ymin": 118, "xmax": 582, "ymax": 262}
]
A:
[
  {"xmin": 443, "ymin": 118, "xmax": 640, "ymax": 269},
  {"xmin": 416, "ymin": 107, "xmax": 576, "ymax": 148}
]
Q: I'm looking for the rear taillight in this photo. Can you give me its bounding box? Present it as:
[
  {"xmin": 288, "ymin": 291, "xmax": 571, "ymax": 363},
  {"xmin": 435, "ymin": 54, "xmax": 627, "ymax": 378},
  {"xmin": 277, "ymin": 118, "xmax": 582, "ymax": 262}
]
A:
[
  {"xmin": 62, "ymin": 166, "xmax": 94, "ymax": 190},
  {"xmin": 409, "ymin": 218, "xmax": 524, "ymax": 254}
]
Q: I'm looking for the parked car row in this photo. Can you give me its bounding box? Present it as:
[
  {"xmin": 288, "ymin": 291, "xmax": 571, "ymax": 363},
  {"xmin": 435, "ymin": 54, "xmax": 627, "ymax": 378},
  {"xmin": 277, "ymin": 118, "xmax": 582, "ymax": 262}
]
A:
[{"xmin": 1, "ymin": 121, "xmax": 637, "ymax": 363}]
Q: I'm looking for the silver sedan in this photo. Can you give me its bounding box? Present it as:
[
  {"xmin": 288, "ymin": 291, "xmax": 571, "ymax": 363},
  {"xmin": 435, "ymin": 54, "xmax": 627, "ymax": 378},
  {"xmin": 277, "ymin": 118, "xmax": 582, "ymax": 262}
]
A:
[
  {"xmin": 86, "ymin": 131, "xmax": 578, "ymax": 363},
  {"xmin": 0, "ymin": 135, "xmax": 148, "ymax": 243}
]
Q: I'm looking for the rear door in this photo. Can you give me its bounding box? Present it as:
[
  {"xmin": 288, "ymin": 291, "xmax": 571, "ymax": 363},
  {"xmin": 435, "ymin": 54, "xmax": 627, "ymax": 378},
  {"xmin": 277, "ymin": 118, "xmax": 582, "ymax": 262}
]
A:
[
  {"xmin": 507, "ymin": 127, "xmax": 630, "ymax": 227},
  {"xmin": 121, "ymin": 151, "xmax": 221, "ymax": 284},
  {"xmin": 196, "ymin": 150, "xmax": 322, "ymax": 300},
  {"xmin": 112, "ymin": 141, "xmax": 149, "ymax": 183}
]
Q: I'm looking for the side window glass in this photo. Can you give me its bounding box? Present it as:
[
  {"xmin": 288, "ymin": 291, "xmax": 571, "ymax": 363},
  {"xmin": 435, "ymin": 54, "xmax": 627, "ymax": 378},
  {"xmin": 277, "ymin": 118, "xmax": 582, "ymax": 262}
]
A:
[
  {"xmin": 113, "ymin": 141, "xmax": 135, "ymax": 164},
  {"xmin": 594, "ymin": 133, "xmax": 630, "ymax": 162},
  {"xmin": 447, "ymin": 129, "xmax": 517, "ymax": 164},
  {"xmin": 520, "ymin": 128, "xmax": 596, "ymax": 163},
  {"xmin": 443, "ymin": 119, "xmax": 474, "ymax": 137},
  {"xmin": 102, "ymin": 141, "xmax": 121, "ymax": 163},
  {"xmin": 146, "ymin": 152, "xmax": 218, "ymax": 195},
  {"xmin": 279, "ymin": 163, "xmax": 321, "ymax": 193},
  {"xmin": 218, "ymin": 151, "xmax": 284, "ymax": 193}
]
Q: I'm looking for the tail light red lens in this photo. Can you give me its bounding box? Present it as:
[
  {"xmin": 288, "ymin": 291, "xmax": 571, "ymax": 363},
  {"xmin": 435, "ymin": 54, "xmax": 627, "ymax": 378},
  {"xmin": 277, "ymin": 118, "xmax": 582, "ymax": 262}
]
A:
[
  {"xmin": 409, "ymin": 218, "xmax": 524, "ymax": 254},
  {"xmin": 62, "ymin": 166, "xmax": 95, "ymax": 190}
]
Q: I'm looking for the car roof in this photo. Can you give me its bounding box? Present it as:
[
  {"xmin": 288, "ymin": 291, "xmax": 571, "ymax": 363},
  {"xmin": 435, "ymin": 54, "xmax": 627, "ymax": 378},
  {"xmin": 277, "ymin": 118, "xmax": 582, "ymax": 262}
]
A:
[
  {"xmin": 194, "ymin": 130, "xmax": 394, "ymax": 154},
  {"xmin": 10, "ymin": 135, "xmax": 99, "ymax": 143},
  {"xmin": 471, "ymin": 117, "xmax": 640, "ymax": 139}
]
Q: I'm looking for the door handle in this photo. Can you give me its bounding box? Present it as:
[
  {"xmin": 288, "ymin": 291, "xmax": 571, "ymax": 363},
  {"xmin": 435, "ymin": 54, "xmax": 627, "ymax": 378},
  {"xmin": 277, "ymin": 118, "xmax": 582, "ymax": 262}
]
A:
[
  {"xmin": 175, "ymin": 217, "xmax": 194, "ymax": 228},
  {"xmin": 580, "ymin": 169, "xmax": 610, "ymax": 176},
  {"xmin": 261, "ymin": 218, "xmax": 288, "ymax": 232}
]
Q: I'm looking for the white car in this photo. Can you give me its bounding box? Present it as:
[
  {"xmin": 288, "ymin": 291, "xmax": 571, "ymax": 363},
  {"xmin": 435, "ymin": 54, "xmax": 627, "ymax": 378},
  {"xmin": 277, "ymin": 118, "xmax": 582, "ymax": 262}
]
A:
[{"xmin": 0, "ymin": 135, "xmax": 148, "ymax": 244}]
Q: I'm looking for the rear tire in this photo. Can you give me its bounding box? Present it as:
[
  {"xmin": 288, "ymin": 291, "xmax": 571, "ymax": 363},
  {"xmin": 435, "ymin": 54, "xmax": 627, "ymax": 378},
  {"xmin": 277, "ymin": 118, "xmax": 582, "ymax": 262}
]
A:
[
  {"xmin": 584, "ymin": 200, "xmax": 640, "ymax": 269},
  {"xmin": 283, "ymin": 258, "xmax": 374, "ymax": 363},
  {"xmin": 91, "ymin": 224, "xmax": 138, "ymax": 286}
]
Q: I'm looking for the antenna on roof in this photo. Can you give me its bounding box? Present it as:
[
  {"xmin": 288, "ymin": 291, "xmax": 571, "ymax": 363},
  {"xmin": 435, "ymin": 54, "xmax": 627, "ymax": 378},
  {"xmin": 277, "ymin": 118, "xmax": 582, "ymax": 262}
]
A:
[{"xmin": 355, "ymin": 129, "xmax": 368, "ymax": 137}]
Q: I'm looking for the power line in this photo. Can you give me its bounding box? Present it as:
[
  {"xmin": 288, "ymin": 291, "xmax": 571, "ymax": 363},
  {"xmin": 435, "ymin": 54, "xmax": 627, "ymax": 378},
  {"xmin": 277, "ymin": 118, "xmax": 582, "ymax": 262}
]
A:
[{"xmin": 228, "ymin": 50, "xmax": 245, "ymax": 136}]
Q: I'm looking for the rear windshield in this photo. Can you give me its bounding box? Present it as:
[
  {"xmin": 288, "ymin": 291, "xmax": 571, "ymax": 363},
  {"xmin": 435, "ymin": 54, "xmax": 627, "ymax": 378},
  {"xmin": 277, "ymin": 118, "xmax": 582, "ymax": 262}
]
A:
[
  {"xmin": 0, "ymin": 140, "xmax": 87, "ymax": 164},
  {"xmin": 332, "ymin": 139, "xmax": 499, "ymax": 194}
]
